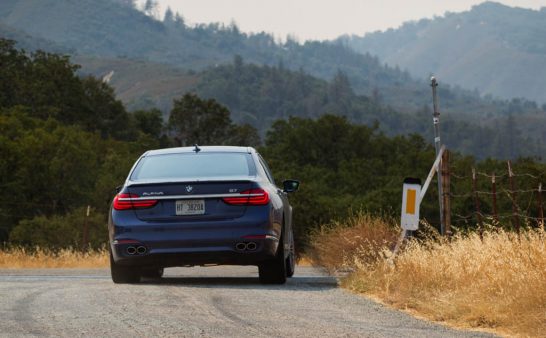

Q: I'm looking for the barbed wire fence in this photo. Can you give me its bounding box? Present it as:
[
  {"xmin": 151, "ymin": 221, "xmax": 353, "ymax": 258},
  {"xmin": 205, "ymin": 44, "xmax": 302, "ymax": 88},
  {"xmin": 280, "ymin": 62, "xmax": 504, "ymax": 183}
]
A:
[{"xmin": 447, "ymin": 160, "xmax": 544, "ymax": 233}]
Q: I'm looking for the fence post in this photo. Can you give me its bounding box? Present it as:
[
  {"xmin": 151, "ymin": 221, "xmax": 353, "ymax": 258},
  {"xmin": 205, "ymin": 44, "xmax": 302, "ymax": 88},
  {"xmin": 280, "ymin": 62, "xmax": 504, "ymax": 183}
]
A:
[
  {"xmin": 81, "ymin": 205, "xmax": 90, "ymax": 251},
  {"xmin": 491, "ymin": 172, "xmax": 499, "ymax": 224},
  {"xmin": 538, "ymin": 183, "xmax": 544, "ymax": 231},
  {"xmin": 507, "ymin": 161, "xmax": 520, "ymax": 233},
  {"xmin": 472, "ymin": 168, "xmax": 483, "ymax": 238},
  {"xmin": 441, "ymin": 150, "xmax": 451, "ymax": 236},
  {"xmin": 430, "ymin": 77, "xmax": 445, "ymax": 236}
]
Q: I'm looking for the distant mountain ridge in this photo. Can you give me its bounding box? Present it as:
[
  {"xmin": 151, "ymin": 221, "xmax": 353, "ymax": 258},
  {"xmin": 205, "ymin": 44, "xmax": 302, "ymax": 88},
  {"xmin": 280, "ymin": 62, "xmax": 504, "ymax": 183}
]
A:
[
  {"xmin": 341, "ymin": 2, "xmax": 546, "ymax": 103},
  {"xmin": 1, "ymin": 0, "xmax": 546, "ymax": 159},
  {"xmin": 0, "ymin": 21, "xmax": 68, "ymax": 53},
  {"xmin": 0, "ymin": 0, "xmax": 526, "ymax": 115}
]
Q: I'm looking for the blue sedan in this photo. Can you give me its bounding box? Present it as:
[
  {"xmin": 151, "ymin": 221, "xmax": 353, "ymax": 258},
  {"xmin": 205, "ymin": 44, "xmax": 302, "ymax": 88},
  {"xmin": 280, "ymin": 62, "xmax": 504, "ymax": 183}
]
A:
[{"xmin": 108, "ymin": 146, "xmax": 299, "ymax": 284}]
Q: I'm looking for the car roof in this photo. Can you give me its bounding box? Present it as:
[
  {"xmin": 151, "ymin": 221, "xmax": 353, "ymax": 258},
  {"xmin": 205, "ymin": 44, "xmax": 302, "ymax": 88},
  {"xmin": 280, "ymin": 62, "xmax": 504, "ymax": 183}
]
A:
[{"xmin": 143, "ymin": 146, "xmax": 255, "ymax": 157}]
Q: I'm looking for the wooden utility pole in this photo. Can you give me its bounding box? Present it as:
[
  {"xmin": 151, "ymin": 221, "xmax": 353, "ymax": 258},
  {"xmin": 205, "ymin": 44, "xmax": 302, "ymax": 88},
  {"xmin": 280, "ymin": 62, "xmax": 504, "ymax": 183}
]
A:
[
  {"xmin": 81, "ymin": 205, "xmax": 90, "ymax": 251},
  {"xmin": 430, "ymin": 77, "xmax": 445, "ymax": 235},
  {"xmin": 472, "ymin": 168, "xmax": 483, "ymax": 238},
  {"xmin": 491, "ymin": 173, "xmax": 499, "ymax": 224},
  {"xmin": 538, "ymin": 183, "xmax": 544, "ymax": 231},
  {"xmin": 507, "ymin": 161, "xmax": 520, "ymax": 233},
  {"xmin": 441, "ymin": 150, "xmax": 451, "ymax": 236}
]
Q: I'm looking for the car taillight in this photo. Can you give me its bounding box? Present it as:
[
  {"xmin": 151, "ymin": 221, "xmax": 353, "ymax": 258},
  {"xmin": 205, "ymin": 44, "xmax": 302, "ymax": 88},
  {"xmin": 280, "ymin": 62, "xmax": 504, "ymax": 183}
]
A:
[
  {"xmin": 113, "ymin": 193, "xmax": 158, "ymax": 210},
  {"xmin": 222, "ymin": 189, "xmax": 269, "ymax": 206}
]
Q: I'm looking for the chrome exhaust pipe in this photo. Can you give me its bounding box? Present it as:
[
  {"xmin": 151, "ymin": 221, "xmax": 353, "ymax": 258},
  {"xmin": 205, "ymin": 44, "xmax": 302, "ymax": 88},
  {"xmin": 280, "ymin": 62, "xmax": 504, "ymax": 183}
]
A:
[
  {"xmin": 246, "ymin": 242, "xmax": 257, "ymax": 251},
  {"xmin": 136, "ymin": 246, "xmax": 147, "ymax": 255},
  {"xmin": 235, "ymin": 242, "xmax": 247, "ymax": 251},
  {"xmin": 126, "ymin": 246, "xmax": 136, "ymax": 255}
]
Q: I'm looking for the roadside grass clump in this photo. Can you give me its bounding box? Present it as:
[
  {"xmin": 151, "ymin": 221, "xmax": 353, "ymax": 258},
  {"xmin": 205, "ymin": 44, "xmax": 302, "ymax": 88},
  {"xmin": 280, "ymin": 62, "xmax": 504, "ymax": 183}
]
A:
[
  {"xmin": 0, "ymin": 246, "xmax": 109, "ymax": 268},
  {"xmin": 308, "ymin": 212, "xmax": 399, "ymax": 273},
  {"xmin": 310, "ymin": 214, "xmax": 546, "ymax": 337}
]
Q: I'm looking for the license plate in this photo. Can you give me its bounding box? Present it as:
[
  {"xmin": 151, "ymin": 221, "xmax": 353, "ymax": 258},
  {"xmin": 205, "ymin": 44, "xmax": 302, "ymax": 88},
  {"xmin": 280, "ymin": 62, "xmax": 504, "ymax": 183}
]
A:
[{"xmin": 176, "ymin": 200, "xmax": 205, "ymax": 215}]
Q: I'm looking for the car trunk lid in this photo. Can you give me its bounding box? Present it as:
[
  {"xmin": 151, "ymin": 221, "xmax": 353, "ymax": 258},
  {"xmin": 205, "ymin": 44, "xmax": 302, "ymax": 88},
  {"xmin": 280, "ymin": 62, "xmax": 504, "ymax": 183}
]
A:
[{"xmin": 126, "ymin": 179, "xmax": 255, "ymax": 222}]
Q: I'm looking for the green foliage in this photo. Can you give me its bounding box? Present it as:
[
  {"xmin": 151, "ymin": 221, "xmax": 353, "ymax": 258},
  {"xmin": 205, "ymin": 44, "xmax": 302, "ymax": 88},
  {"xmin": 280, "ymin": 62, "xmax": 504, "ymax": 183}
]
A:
[
  {"xmin": 168, "ymin": 93, "xmax": 260, "ymax": 146},
  {"xmin": 0, "ymin": 110, "xmax": 159, "ymax": 243},
  {"xmin": 168, "ymin": 93, "xmax": 232, "ymax": 146},
  {"xmin": 260, "ymin": 115, "xmax": 436, "ymax": 245},
  {"xmin": 196, "ymin": 58, "xmax": 389, "ymax": 132},
  {"xmin": 4, "ymin": 1, "xmax": 546, "ymax": 158},
  {"xmin": 9, "ymin": 207, "xmax": 107, "ymax": 249},
  {"xmin": 197, "ymin": 58, "xmax": 546, "ymax": 160},
  {"xmin": 0, "ymin": 41, "xmax": 165, "ymax": 244},
  {"xmin": 0, "ymin": 39, "xmax": 135, "ymax": 139},
  {"xmin": 0, "ymin": 42, "xmax": 263, "ymax": 245},
  {"xmin": 259, "ymin": 114, "xmax": 546, "ymax": 246},
  {"xmin": 132, "ymin": 108, "xmax": 163, "ymax": 137},
  {"xmin": 1, "ymin": 38, "xmax": 545, "ymax": 252}
]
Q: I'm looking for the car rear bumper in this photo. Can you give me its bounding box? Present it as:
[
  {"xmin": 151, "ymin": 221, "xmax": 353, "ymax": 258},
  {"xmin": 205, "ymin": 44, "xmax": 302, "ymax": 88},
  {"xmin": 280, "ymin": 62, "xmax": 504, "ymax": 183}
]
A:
[
  {"xmin": 110, "ymin": 237, "xmax": 279, "ymax": 267},
  {"xmin": 109, "ymin": 208, "xmax": 281, "ymax": 268}
]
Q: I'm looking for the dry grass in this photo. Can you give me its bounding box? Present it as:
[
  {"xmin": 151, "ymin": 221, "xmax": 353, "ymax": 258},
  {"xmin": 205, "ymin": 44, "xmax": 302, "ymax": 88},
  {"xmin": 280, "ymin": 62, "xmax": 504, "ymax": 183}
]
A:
[
  {"xmin": 308, "ymin": 212, "xmax": 399, "ymax": 273},
  {"xmin": 0, "ymin": 247, "xmax": 109, "ymax": 269},
  {"xmin": 310, "ymin": 215, "xmax": 546, "ymax": 337}
]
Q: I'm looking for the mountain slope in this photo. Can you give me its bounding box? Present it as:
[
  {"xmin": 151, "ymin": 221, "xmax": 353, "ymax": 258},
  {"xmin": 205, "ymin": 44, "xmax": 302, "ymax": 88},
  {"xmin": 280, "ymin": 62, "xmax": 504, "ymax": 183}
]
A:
[
  {"xmin": 2, "ymin": 0, "xmax": 546, "ymax": 159},
  {"xmin": 73, "ymin": 55, "xmax": 198, "ymax": 113},
  {"xmin": 0, "ymin": 21, "xmax": 68, "ymax": 53},
  {"xmin": 0, "ymin": 0, "xmax": 527, "ymax": 115},
  {"xmin": 341, "ymin": 2, "xmax": 546, "ymax": 103}
]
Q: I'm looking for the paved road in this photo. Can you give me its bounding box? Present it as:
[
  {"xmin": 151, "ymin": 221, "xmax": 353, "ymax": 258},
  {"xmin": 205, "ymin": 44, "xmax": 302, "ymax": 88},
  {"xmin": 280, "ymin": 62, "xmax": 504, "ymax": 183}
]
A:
[{"xmin": 0, "ymin": 266, "xmax": 495, "ymax": 337}]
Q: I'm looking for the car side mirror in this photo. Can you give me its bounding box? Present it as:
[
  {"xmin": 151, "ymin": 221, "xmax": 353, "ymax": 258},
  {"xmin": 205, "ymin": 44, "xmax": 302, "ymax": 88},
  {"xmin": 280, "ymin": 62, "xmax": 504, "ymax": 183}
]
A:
[
  {"xmin": 282, "ymin": 180, "xmax": 300, "ymax": 193},
  {"xmin": 115, "ymin": 185, "xmax": 122, "ymax": 193}
]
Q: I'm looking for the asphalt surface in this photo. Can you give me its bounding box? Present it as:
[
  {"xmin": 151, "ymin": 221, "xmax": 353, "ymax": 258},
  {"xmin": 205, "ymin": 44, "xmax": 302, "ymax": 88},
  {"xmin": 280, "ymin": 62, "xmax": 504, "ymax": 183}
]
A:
[{"xmin": 0, "ymin": 266, "xmax": 496, "ymax": 338}]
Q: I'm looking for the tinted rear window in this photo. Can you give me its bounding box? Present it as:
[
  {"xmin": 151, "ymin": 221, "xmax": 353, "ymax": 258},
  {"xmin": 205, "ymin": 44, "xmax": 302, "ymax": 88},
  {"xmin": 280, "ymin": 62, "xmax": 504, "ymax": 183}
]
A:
[{"xmin": 131, "ymin": 153, "xmax": 254, "ymax": 180}]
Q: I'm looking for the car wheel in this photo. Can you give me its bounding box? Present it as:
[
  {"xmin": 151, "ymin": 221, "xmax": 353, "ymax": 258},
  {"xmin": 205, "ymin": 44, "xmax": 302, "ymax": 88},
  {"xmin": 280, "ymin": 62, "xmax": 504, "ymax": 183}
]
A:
[
  {"xmin": 141, "ymin": 267, "xmax": 164, "ymax": 279},
  {"xmin": 110, "ymin": 251, "xmax": 140, "ymax": 284},
  {"xmin": 258, "ymin": 231, "xmax": 287, "ymax": 284},
  {"xmin": 286, "ymin": 230, "xmax": 296, "ymax": 278}
]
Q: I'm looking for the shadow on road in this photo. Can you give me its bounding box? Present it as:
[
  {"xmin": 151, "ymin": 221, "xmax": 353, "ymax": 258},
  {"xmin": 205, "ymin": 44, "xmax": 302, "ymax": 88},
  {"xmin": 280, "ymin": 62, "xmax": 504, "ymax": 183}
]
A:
[{"xmin": 140, "ymin": 275, "xmax": 338, "ymax": 290}]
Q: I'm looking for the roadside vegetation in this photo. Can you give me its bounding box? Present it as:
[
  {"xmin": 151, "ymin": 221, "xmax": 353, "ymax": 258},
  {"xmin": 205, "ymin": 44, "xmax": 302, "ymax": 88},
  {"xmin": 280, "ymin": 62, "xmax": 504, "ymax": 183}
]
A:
[
  {"xmin": 1, "ymin": 38, "xmax": 545, "ymax": 252},
  {"xmin": 0, "ymin": 247, "xmax": 108, "ymax": 269},
  {"xmin": 309, "ymin": 214, "xmax": 546, "ymax": 337},
  {"xmin": 1, "ymin": 36, "xmax": 545, "ymax": 336}
]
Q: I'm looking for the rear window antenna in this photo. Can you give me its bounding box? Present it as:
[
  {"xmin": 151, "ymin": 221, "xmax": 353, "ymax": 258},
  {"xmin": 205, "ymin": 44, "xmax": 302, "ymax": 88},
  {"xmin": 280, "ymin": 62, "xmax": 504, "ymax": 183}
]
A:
[{"xmin": 193, "ymin": 144, "xmax": 201, "ymax": 153}]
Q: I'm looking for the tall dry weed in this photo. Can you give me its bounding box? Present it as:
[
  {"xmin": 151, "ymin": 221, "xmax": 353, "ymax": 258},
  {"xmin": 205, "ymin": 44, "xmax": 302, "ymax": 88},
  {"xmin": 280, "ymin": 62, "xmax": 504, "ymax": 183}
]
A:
[
  {"xmin": 310, "ymin": 214, "xmax": 546, "ymax": 337},
  {"xmin": 0, "ymin": 247, "xmax": 109, "ymax": 268},
  {"xmin": 308, "ymin": 212, "xmax": 399, "ymax": 272}
]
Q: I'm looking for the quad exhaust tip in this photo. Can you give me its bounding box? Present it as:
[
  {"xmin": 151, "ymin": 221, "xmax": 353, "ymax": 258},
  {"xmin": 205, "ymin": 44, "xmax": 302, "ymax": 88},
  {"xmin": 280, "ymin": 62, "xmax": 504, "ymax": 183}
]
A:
[
  {"xmin": 235, "ymin": 242, "xmax": 257, "ymax": 251},
  {"xmin": 235, "ymin": 242, "xmax": 247, "ymax": 251},
  {"xmin": 126, "ymin": 245, "xmax": 147, "ymax": 255}
]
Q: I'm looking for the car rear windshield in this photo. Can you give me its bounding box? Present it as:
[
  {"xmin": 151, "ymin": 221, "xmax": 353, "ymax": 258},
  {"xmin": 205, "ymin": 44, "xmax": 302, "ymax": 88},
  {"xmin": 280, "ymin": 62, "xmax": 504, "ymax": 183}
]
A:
[{"xmin": 130, "ymin": 152, "xmax": 254, "ymax": 180}]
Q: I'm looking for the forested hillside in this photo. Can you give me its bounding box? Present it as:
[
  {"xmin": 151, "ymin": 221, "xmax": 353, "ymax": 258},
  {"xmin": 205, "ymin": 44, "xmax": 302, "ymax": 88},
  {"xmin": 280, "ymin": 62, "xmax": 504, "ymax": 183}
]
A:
[
  {"xmin": 2, "ymin": 0, "xmax": 546, "ymax": 159},
  {"xmin": 0, "ymin": 22, "xmax": 68, "ymax": 53},
  {"xmin": 0, "ymin": 40, "xmax": 255, "ymax": 245},
  {"xmin": 1, "ymin": 41, "xmax": 545, "ymax": 249},
  {"xmin": 0, "ymin": 0, "xmax": 535, "ymax": 116},
  {"xmin": 73, "ymin": 53, "xmax": 546, "ymax": 160},
  {"xmin": 341, "ymin": 2, "xmax": 546, "ymax": 104},
  {"xmin": 193, "ymin": 58, "xmax": 546, "ymax": 160}
]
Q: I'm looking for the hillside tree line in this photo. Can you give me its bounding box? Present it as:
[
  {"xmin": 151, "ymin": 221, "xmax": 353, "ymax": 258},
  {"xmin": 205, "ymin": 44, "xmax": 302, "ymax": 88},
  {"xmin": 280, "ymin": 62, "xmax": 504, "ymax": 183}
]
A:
[{"xmin": 1, "ymin": 39, "xmax": 545, "ymax": 249}]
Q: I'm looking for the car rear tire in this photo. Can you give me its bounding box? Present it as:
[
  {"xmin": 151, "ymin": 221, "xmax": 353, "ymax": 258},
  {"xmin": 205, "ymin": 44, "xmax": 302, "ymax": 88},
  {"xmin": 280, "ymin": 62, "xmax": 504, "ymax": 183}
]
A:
[
  {"xmin": 141, "ymin": 267, "xmax": 164, "ymax": 279},
  {"xmin": 286, "ymin": 230, "xmax": 296, "ymax": 278},
  {"xmin": 110, "ymin": 252, "xmax": 141, "ymax": 284},
  {"xmin": 258, "ymin": 233, "xmax": 287, "ymax": 284}
]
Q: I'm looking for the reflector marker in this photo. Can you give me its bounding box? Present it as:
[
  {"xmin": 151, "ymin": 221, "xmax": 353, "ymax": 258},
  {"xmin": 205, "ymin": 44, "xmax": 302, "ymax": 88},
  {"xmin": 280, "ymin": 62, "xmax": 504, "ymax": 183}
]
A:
[{"xmin": 406, "ymin": 189, "xmax": 416, "ymax": 215}]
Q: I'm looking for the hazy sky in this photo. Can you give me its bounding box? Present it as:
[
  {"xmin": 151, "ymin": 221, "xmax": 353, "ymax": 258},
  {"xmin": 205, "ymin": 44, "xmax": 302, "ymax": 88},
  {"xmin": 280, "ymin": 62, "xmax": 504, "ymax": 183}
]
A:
[{"xmin": 150, "ymin": 0, "xmax": 546, "ymax": 41}]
